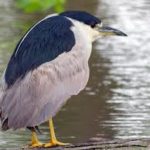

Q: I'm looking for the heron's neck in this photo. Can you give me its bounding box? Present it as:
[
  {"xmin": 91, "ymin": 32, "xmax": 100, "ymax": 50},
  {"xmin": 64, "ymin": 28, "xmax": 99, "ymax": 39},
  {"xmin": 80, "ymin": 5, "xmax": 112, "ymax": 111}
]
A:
[{"xmin": 71, "ymin": 22, "xmax": 93, "ymax": 61}]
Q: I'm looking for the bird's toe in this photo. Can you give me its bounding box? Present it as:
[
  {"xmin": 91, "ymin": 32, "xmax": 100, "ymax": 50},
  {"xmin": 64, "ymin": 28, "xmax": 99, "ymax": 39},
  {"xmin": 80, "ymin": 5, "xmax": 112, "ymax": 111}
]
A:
[
  {"xmin": 29, "ymin": 142, "xmax": 44, "ymax": 148},
  {"xmin": 44, "ymin": 140, "xmax": 70, "ymax": 148}
]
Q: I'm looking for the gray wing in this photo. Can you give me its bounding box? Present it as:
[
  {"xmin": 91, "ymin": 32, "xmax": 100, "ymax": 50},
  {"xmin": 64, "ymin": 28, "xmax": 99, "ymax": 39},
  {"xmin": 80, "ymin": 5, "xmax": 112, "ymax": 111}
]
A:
[
  {"xmin": 0, "ymin": 44, "xmax": 90, "ymax": 130},
  {"xmin": 0, "ymin": 21, "xmax": 92, "ymax": 130}
]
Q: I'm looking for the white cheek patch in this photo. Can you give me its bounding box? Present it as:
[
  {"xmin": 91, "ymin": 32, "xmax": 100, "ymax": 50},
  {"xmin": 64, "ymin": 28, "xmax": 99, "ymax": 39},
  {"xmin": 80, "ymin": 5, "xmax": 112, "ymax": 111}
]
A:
[{"xmin": 67, "ymin": 17, "xmax": 101, "ymax": 42}]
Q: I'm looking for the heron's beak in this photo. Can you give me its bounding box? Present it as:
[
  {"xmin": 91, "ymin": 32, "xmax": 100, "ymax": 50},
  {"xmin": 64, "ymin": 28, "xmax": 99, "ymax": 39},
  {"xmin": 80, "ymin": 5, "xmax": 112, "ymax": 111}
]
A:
[{"xmin": 97, "ymin": 25, "xmax": 127, "ymax": 36}]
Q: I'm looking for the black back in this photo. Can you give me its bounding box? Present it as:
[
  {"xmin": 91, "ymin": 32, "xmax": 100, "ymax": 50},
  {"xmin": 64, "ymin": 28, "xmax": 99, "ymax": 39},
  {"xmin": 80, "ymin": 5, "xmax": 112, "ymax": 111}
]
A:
[{"xmin": 5, "ymin": 15, "xmax": 75, "ymax": 87}]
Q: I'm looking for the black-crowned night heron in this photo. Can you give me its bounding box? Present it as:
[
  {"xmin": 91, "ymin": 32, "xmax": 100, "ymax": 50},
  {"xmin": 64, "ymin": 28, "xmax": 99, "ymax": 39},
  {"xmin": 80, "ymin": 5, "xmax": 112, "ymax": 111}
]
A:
[{"xmin": 0, "ymin": 11, "xmax": 126, "ymax": 148}]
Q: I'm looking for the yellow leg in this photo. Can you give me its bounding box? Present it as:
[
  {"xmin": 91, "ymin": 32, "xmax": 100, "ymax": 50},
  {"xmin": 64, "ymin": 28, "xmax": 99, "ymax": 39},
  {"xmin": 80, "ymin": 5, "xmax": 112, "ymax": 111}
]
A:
[
  {"xmin": 30, "ymin": 131, "xmax": 43, "ymax": 148},
  {"xmin": 44, "ymin": 118, "xmax": 69, "ymax": 147}
]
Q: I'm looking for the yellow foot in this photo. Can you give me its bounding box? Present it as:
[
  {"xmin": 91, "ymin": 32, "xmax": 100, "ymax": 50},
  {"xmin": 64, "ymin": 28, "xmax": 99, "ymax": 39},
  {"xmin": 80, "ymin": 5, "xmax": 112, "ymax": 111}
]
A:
[
  {"xmin": 44, "ymin": 140, "xmax": 69, "ymax": 148},
  {"xmin": 29, "ymin": 142, "xmax": 44, "ymax": 148}
]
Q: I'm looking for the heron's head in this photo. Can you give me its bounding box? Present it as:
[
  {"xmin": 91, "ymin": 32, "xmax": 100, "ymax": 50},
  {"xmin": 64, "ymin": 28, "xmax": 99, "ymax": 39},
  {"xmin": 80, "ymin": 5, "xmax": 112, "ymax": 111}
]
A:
[{"xmin": 60, "ymin": 11, "xmax": 127, "ymax": 42}]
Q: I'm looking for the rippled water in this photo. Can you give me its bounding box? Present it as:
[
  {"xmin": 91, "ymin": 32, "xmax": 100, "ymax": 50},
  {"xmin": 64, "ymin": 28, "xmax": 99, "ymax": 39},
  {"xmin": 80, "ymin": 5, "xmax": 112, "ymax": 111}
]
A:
[
  {"xmin": 0, "ymin": 0, "xmax": 150, "ymax": 149},
  {"xmin": 97, "ymin": 0, "xmax": 150, "ymax": 139}
]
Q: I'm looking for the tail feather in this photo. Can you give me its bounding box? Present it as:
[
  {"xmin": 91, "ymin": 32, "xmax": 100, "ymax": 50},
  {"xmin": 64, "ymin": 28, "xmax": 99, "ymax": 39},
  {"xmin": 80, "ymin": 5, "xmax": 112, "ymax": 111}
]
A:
[{"xmin": 1, "ymin": 118, "xmax": 9, "ymax": 131}]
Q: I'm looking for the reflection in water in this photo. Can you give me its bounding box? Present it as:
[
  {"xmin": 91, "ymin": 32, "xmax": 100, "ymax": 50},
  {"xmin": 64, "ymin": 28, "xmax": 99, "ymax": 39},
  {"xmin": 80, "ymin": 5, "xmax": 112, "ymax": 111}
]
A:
[
  {"xmin": 97, "ymin": 0, "xmax": 150, "ymax": 139},
  {"xmin": 0, "ymin": 0, "xmax": 150, "ymax": 149}
]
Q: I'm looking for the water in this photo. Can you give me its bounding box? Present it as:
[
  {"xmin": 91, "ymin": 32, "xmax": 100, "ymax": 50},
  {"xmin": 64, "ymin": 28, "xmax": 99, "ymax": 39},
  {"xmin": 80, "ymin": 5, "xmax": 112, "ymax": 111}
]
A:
[
  {"xmin": 0, "ymin": 0, "xmax": 150, "ymax": 149},
  {"xmin": 96, "ymin": 0, "xmax": 150, "ymax": 139}
]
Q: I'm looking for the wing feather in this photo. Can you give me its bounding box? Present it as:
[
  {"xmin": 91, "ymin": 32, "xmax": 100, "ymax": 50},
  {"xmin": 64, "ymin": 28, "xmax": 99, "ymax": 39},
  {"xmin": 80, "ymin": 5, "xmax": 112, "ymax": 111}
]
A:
[
  {"xmin": 5, "ymin": 15, "xmax": 75, "ymax": 87},
  {"xmin": 1, "ymin": 49, "xmax": 89, "ymax": 129}
]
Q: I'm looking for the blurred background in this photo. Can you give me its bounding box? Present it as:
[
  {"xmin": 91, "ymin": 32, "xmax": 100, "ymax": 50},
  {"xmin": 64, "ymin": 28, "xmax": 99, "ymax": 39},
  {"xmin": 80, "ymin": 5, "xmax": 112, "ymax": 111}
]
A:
[{"xmin": 0, "ymin": 0, "xmax": 150, "ymax": 149}]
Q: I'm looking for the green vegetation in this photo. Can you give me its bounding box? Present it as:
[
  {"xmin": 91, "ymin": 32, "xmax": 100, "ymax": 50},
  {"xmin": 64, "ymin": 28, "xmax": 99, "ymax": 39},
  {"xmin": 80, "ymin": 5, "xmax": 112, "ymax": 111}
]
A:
[{"xmin": 16, "ymin": 0, "xmax": 66, "ymax": 13}]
